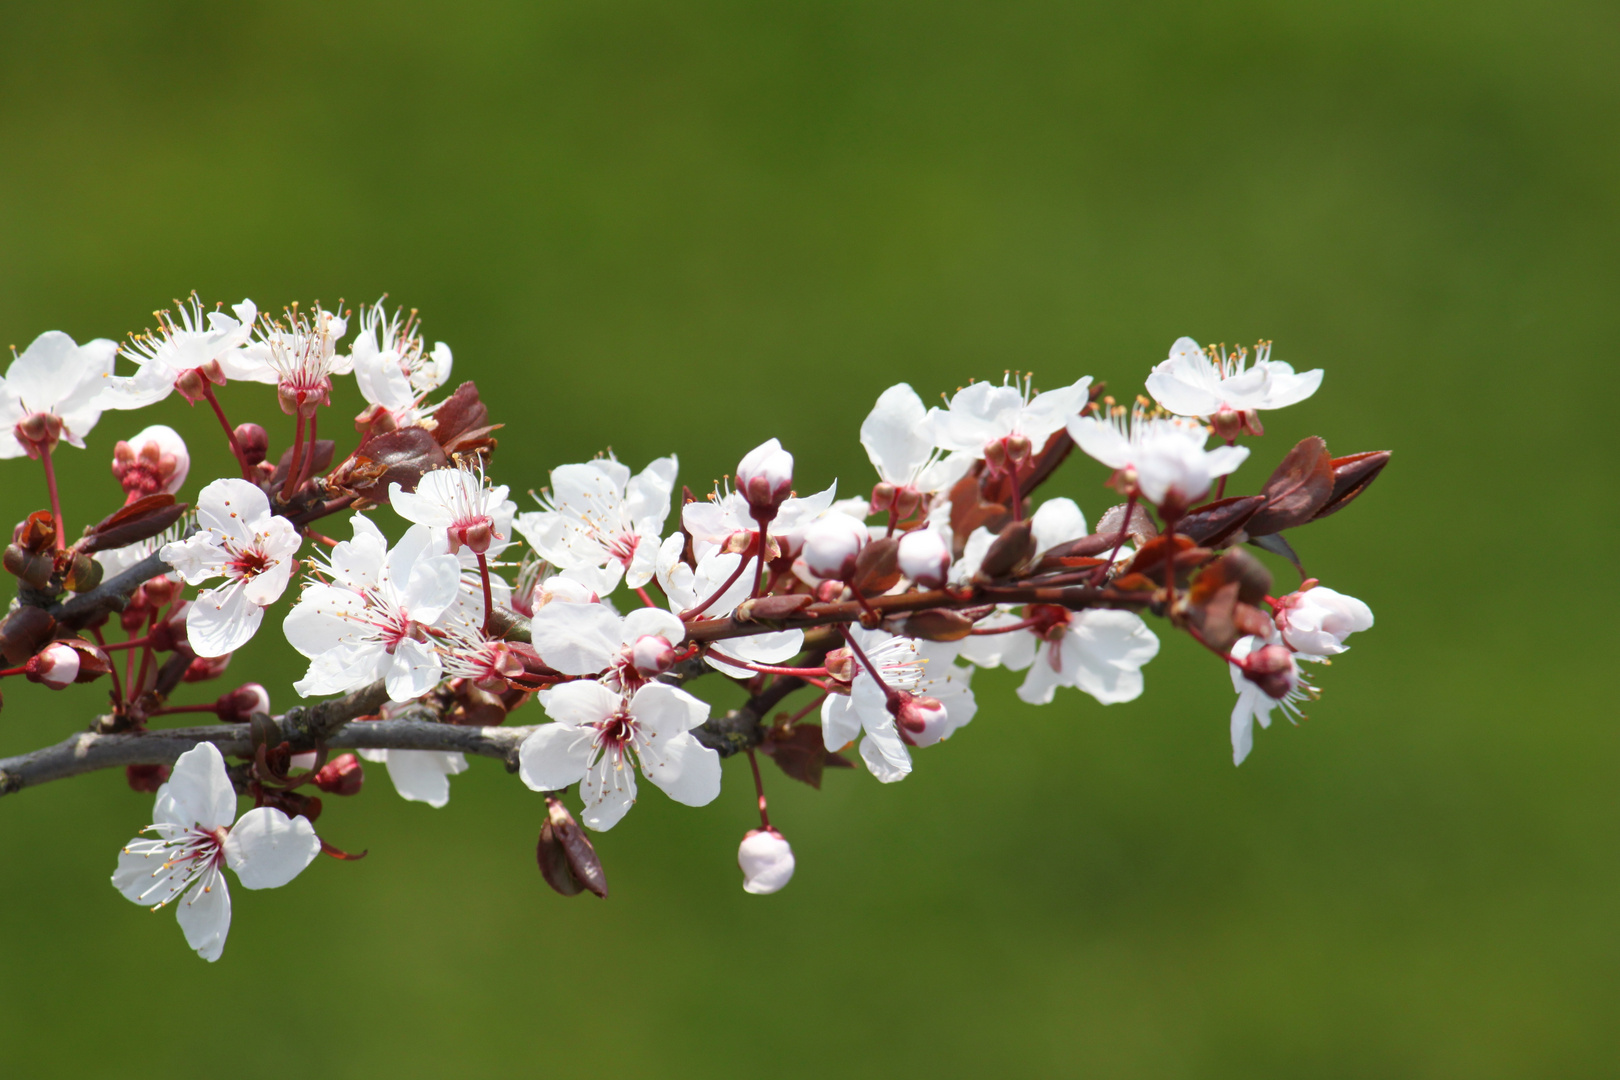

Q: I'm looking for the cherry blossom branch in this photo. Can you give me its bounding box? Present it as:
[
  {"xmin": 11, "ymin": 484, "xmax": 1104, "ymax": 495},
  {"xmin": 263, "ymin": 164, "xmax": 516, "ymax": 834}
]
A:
[{"xmin": 46, "ymin": 550, "xmax": 174, "ymax": 631}]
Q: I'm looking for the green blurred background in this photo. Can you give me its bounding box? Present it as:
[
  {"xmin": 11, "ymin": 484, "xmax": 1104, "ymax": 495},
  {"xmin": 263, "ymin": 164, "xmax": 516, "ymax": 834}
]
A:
[{"xmin": 0, "ymin": 2, "xmax": 1613, "ymax": 1076}]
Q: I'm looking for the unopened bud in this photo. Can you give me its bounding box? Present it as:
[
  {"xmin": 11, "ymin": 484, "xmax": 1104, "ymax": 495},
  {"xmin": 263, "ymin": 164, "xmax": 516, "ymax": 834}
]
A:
[
  {"xmin": 802, "ymin": 513, "xmax": 868, "ymax": 580},
  {"xmin": 823, "ymin": 647, "xmax": 856, "ymax": 686},
  {"xmin": 143, "ymin": 575, "xmax": 181, "ymax": 608},
  {"xmin": 897, "ymin": 528, "xmax": 950, "ymax": 588},
  {"xmin": 449, "ymin": 518, "xmax": 495, "ymax": 555},
  {"xmin": 234, "ymin": 423, "xmax": 269, "ymax": 466},
  {"xmin": 313, "ymin": 753, "xmax": 365, "ymax": 796},
  {"xmin": 892, "ymin": 691, "xmax": 951, "ymax": 747},
  {"xmin": 629, "ymin": 634, "xmax": 676, "ymax": 678},
  {"xmin": 147, "ymin": 603, "xmax": 191, "ymax": 653},
  {"xmin": 183, "ymin": 652, "xmax": 232, "ymax": 683},
  {"xmin": 111, "ymin": 424, "xmax": 190, "ymax": 499},
  {"xmin": 735, "ymin": 438, "xmax": 795, "ymax": 516},
  {"xmin": 1242, "ymin": 644, "xmax": 1298, "ymax": 700},
  {"xmin": 537, "ymin": 798, "xmax": 608, "ymax": 898},
  {"xmin": 738, "ymin": 828, "xmax": 795, "ymax": 894},
  {"xmin": 25, "ymin": 642, "xmax": 81, "ymax": 689},
  {"xmin": 125, "ymin": 763, "xmax": 171, "ymax": 793},
  {"xmin": 215, "ymin": 682, "xmax": 270, "ymax": 722}
]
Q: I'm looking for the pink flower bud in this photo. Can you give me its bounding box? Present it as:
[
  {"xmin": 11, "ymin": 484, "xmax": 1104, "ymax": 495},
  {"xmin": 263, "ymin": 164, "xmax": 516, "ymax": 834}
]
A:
[
  {"xmin": 25, "ymin": 642, "xmax": 80, "ymax": 689},
  {"xmin": 735, "ymin": 438, "xmax": 794, "ymax": 516},
  {"xmin": 897, "ymin": 528, "xmax": 950, "ymax": 588},
  {"xmin": 892, "ymin": 691, "xmax": 951, "ymax": 747},
  {"xmin": 234, "ymin": 423, "xmax": 269, "ymax": 466},
  {"xmin": 738, "ymin": 828, "xmax": 795, "ymax": 894},
  {"xmin": 110, "ymin": 424, "xmax": 189, "ymax": 499},
  {"xmin": 215, "ymin": 682, "xmax": 270, "ymax": 722},
  {"xmin": 802, "ymin": 513, "xmax": 868, "ymax": 580},
  {"xmin": 629, "ymin": 634, "xmax": 676, "ymax": 678},
  {"xmin": 1241, "ymin": 643, "xmax": 1299, "ymax": 700},
  {"xmin": 313, "ymin": 753, "xmax": 365, "ymax": 796}
]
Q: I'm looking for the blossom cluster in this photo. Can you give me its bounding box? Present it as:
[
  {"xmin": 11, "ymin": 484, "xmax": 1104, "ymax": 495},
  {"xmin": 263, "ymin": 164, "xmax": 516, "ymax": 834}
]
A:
[{"xmin": 0, "ymin": 297, "xmax": 1386, "ymax": 962}]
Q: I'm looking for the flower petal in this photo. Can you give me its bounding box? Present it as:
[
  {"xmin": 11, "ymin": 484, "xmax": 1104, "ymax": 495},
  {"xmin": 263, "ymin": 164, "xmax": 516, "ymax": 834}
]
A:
[
  {"xmin": 175, "ymin": 866, "xmax": 231, "ymax": 962},
  {"xmin": 224, "ymin": 806, "xmax": 320, "ymax": 889},
  {"xmin": 518, "ymin": 724, "xmax": 597, "ymax": 792}
]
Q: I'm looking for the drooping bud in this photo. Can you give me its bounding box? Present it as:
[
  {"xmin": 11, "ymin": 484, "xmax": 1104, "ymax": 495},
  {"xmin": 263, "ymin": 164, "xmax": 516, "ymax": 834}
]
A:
[
  {"xmin": 802, "ymin": 513, "xmax": 869, "ymax": 581},
  {"xmin": 313, "ymin": 753, "xmax": 365, "ymax": 796},
  {"xmin": 735, "ymin": 438, "xmax": 794, "ymax": 517},
  {"xmin": 628, "ymin": 634, "xmax": 676, "ymax": 678},
  {"xmin": 893, "ymin": 692, "xmax": 951, "ymax": 747},
  {"xmin": 537, "ymin": 797, "xmax": 608, "ymax": 898},
  {"xmin": 25, "ymin": 642, "xmax": 81, "ymax": 689},
  {"xmin": 1241, "ymin": 643, "xmax": 1299, "ymax": 700},
  {"xmin": 234, "ymin": 423, "xmax": 269, "ymax": 466},
  {"xmin": 738, "ymin": 828, "xmax": 796, "ymax": 894},
  {"xmin": 823, "ymin": 647, "xmax": 856, "ymax": 687},
  {"xmin": 111, "ymin": 424, "xmax": 190, "ymax": 500},
  {"xmin": 215, "ymin": 682, "xmax": 270, "ymax": 722},
  {"xmin": 897, "ymin": 528, "xmax": 950, "ymax": 588},
  {"xmin": 125, "ymin": 763, "xmax": 171, "ymax": 792}
]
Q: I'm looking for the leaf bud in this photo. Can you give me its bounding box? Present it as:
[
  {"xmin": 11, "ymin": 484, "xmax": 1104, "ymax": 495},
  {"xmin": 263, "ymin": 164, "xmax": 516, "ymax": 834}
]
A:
[
  {"xmin": 738, "ymin": 827, "xmax": 796, "ymax": 895},
  {"xmin": 4, "ymin": 543, "xmax": 53, "ymax": 589},
  {"xmin": 537, "ymin": 797, "xmax": 608, "ymax": 898},
  {"xmin": 0, "ymin": 606, "xmax": 56, "ymax": 665}
]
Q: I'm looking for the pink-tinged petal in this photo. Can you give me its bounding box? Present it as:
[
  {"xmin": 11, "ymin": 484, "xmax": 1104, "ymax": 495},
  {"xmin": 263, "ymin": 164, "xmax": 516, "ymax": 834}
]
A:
[
  {"xmin": 382, "ymin": 750, "xmax": 468, "ymax": 807},
  {"xmin": 629, "ymin": 681, "xmax": 709, "ymax": 739},
  {"xmin": 224, "ymin": 806, "xmax": 320, "ymax": 889},
  {"xmin": 640, "ymin": 731, "xmax": 721, "ymax": 806},
  {"xmin": 187, "ymin": 582, "xmax": 264, "ymax": 657},
  {"xmin": 519, "ymin": 724, "xmax": 597, "ymax": 793},
  {"xmin": 163, "ymin": 742, "xmax": 238, "ymax": 829},
  {"xmin": 579, "ymin": 756, "xmax": 636, "ymax": 830},
  {"xmin": 530, "ymin": 602, "xmax": 621, "ymax": 674},
  {"xmin": 537, "ymin": 680, "xmax": 620, "ymax": 726},
  {"xmin": 175, "ymin": 866, "xmax": 231, "ymax": 962},
  {"xmin": 858, "ymin": 726, "xmax": 913, "ymax": 783}
]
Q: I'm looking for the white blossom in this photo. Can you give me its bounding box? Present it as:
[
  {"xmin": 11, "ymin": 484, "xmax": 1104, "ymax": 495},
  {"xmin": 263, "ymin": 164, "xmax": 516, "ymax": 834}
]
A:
[
  {"xmin": 102, "ymin": 295, "xmax": 258, "ymax": 409},
  {"xmin": 860, "ymin": 383, "xmax": 973, "ymax": 497},
  {"xmin": 0, "ymin": 330, "xmax": 117, "ymax": 458},
  {"xmin": 518, "ymin": 681, "xmax": 721, "ymax": 831},
  {"xmin": 283, "ymin": 518, "xmax": 464, "ymax": 701},
  {"xmin": 111, "ymin": 743, "xmax": 319, "ymax": 962},
  {"xmin": 237, "ymin": 303, "xmax": 351, "ymax": 413},
  {"xmin": 1145, "ymin": 337, "xmax": 1322, "ymax": 419},
  {"xmin": 161, "ymin": 479, "xmax": 301, "ymax": 657},
  {"xmin": 1066, "ymin": 402, "xmax": 1248, "ymax": 507},
  {"xmin": 927, "ymin": 372, "xmax": 1092, "ymax": 461},
  {"xmin": 528, "ymin": 599, "xmax": 685, "ymax": 686},
  {"xmin": 390, "ymin": 461, "xmax": 517, "ymax": 558},
  {"xmin": 1228, "ymin": 636, "xmax": 1316, "ymax": 766},
  {"xmin": 351, "ymin": 300, "xmax": 453, "ymax": 425},
  {"xmin": 514, "ymin": 454, "xmax": 677, "ymax": 595},
  {"xmin": 356, "ymin": 746, "xmax": 469, "ymax": 809},
  {"xmin": 735, "ymin": 437, "xmax": 794, "ymax": 512}
]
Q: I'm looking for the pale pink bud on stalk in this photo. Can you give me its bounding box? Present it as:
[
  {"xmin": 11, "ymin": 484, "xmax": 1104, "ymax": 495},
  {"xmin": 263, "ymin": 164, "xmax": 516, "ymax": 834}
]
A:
[
  {"xmin": 738, "ymin": 828, "xmax": 796, "ymax": 894},
  {"xmin": 215, "ymin": 683, "xmax": 270, "ymax": 723},
  {"xmin": 735, "ymin": 438, "xmax": 794, "ymax": 518},
  {"xmin": 111, "ymin": 425, "xmax": 190, "ymax": 500},
  {"xmin": 629, "ymin": 634, "xmax": 676, "ymax": 678},
  {"xmin": 897, "ymin": 528, "xmax": 950, "ymax": 588},
  {"xmin": 802, "ymin": 513, "xmax": 868, "ymax": 580},
  {"xmin": 313, "ymin": 754, "xmax": 365, "ymax": 796},
  {"xmin": 25, "ymin": 641, "xmax": 80, "ymax": 689},
  {"xmin": 1273, "ymin": 582, "xmax": 1374, "ymax": 658},
  {"xmin": 892, "ymin": 690, "xmax": 951, "ymax": 747}
]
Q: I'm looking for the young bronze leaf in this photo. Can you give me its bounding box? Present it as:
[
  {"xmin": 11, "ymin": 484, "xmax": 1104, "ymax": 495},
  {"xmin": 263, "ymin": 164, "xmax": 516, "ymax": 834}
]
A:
[
  {"xmin": 1178, "ymin": 495, "xmax": 1264, "ymax": 547},
  {"xmin": 332, "ymin": 427, "xmax": 449, "ymax": 502},
  {"xmin": 1246, "ymin": 437, "xmax": 1333, "ymax": 536},
  {"xmin": 1312, "ymin": 451, "xmax": 1391, "ymax": 521},
  {"xmin": 79, "ymin": 494, "xmax": 189, "ymax": 554}
]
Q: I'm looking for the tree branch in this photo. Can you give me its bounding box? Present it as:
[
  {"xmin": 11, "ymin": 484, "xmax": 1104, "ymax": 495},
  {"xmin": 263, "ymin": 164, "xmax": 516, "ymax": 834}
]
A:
[{"xmin": 47, "ymin": 551, "xmax": 173, "ymax": 631}]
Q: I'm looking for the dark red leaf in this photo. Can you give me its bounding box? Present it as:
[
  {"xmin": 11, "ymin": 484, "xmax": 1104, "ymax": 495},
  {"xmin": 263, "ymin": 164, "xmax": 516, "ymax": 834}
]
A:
[
  {"xmin": 79, "ymin": 495, "xmax": 189, "ymax": 555},
  {"xmin": 1178, "ymin": 495, "xmax": 1265, "ymax": 547},
  {"xmin": 976, "ymin": 519, "xmax": 1037, "ymax": 580},
  {"xmin": 1312, "ymin": 451, "xmax": 1391, "ymax": 521},
  {"xmin": 432, "ymin": 381, "xmax": 490, "ymax": 448},
  {"xmin": 1246, "ymin": 437, "xmax": 1334, "ymax": 536},
  {"xmin": 270, "ymin": 440, "xmax": 335, "ymax": 487},
  {"xmin": 330, "ymin": 427, "xmax": 449, "ymax": 502},
  {"xmin": 851, "ymin": 536, "xmax": 902, "ymax": 595},
  {"xmin": 761, "ymin": 723, "xmax": 852, "ymax": 789}
]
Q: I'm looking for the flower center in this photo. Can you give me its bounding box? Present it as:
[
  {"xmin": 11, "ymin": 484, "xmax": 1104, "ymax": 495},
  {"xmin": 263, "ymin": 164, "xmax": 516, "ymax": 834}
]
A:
[{"xmin": 227, "ymin": 545, "xmax": 273, "ymax": 581}]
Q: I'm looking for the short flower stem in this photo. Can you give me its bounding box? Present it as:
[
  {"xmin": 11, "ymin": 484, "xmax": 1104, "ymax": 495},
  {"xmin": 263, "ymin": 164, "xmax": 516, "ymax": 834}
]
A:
[
  {"xmin": 99, "ymin": 636, "xmax": 154, "ymax": 653},
  {"xmin": 38, "ymin": 446, "xmax": 65, "ymax": 550},
  {"xmin": 1214, "ymin": 439, "xmax": 1236, "ymax": 500},
  {"xmin": 679, "ymin": 553, "xmax": 752, "ymax": 621},
  {"xmin": 295, "ymin": 409, "xmax": 320, "ymax": 493},
  {"xmin": 781, "ymin": 691, "xmax": 828, "ymax": 726},
  {"xmin": 635, "ymin": 586, "xmax": 658, "ymax": 608},
  {"xmin": 91, "ymin": 628, "xmax": 125, "ymax": 705},
  {"xmin": 968, "ymin": 617, "xmax": 1041, "ymax": 636},
  {"xmin": 281, "ymin": 411, "xmax": 307, "ymax": 503},
  {"xmin": 745, "ymin": 747, "xmax": 771, "ymax": 830},
  {"xmin": 476, "ymin": 553, "xmax": 496, "ymax": 637},
  {"xmin": 749, "ymin": 514, "xmax": 771, "ymax": 598},
  {"xmin": 839, "ymin": 625, "xmax": 891, "ymax": 694},
  {"xmin": 1184, "ymin": 624, "xmax": 1238, "ymax": 667},
  {"xmin": 0, "ymin": 665, "xmax": 25, "ymax": 678},
  {"xmin": 199, "ymin": 382, "xmax": 254, "ymax": 481},
  {"xmin": 705, "ymin": 649, "xmax": 828, "ymax": 678}
]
